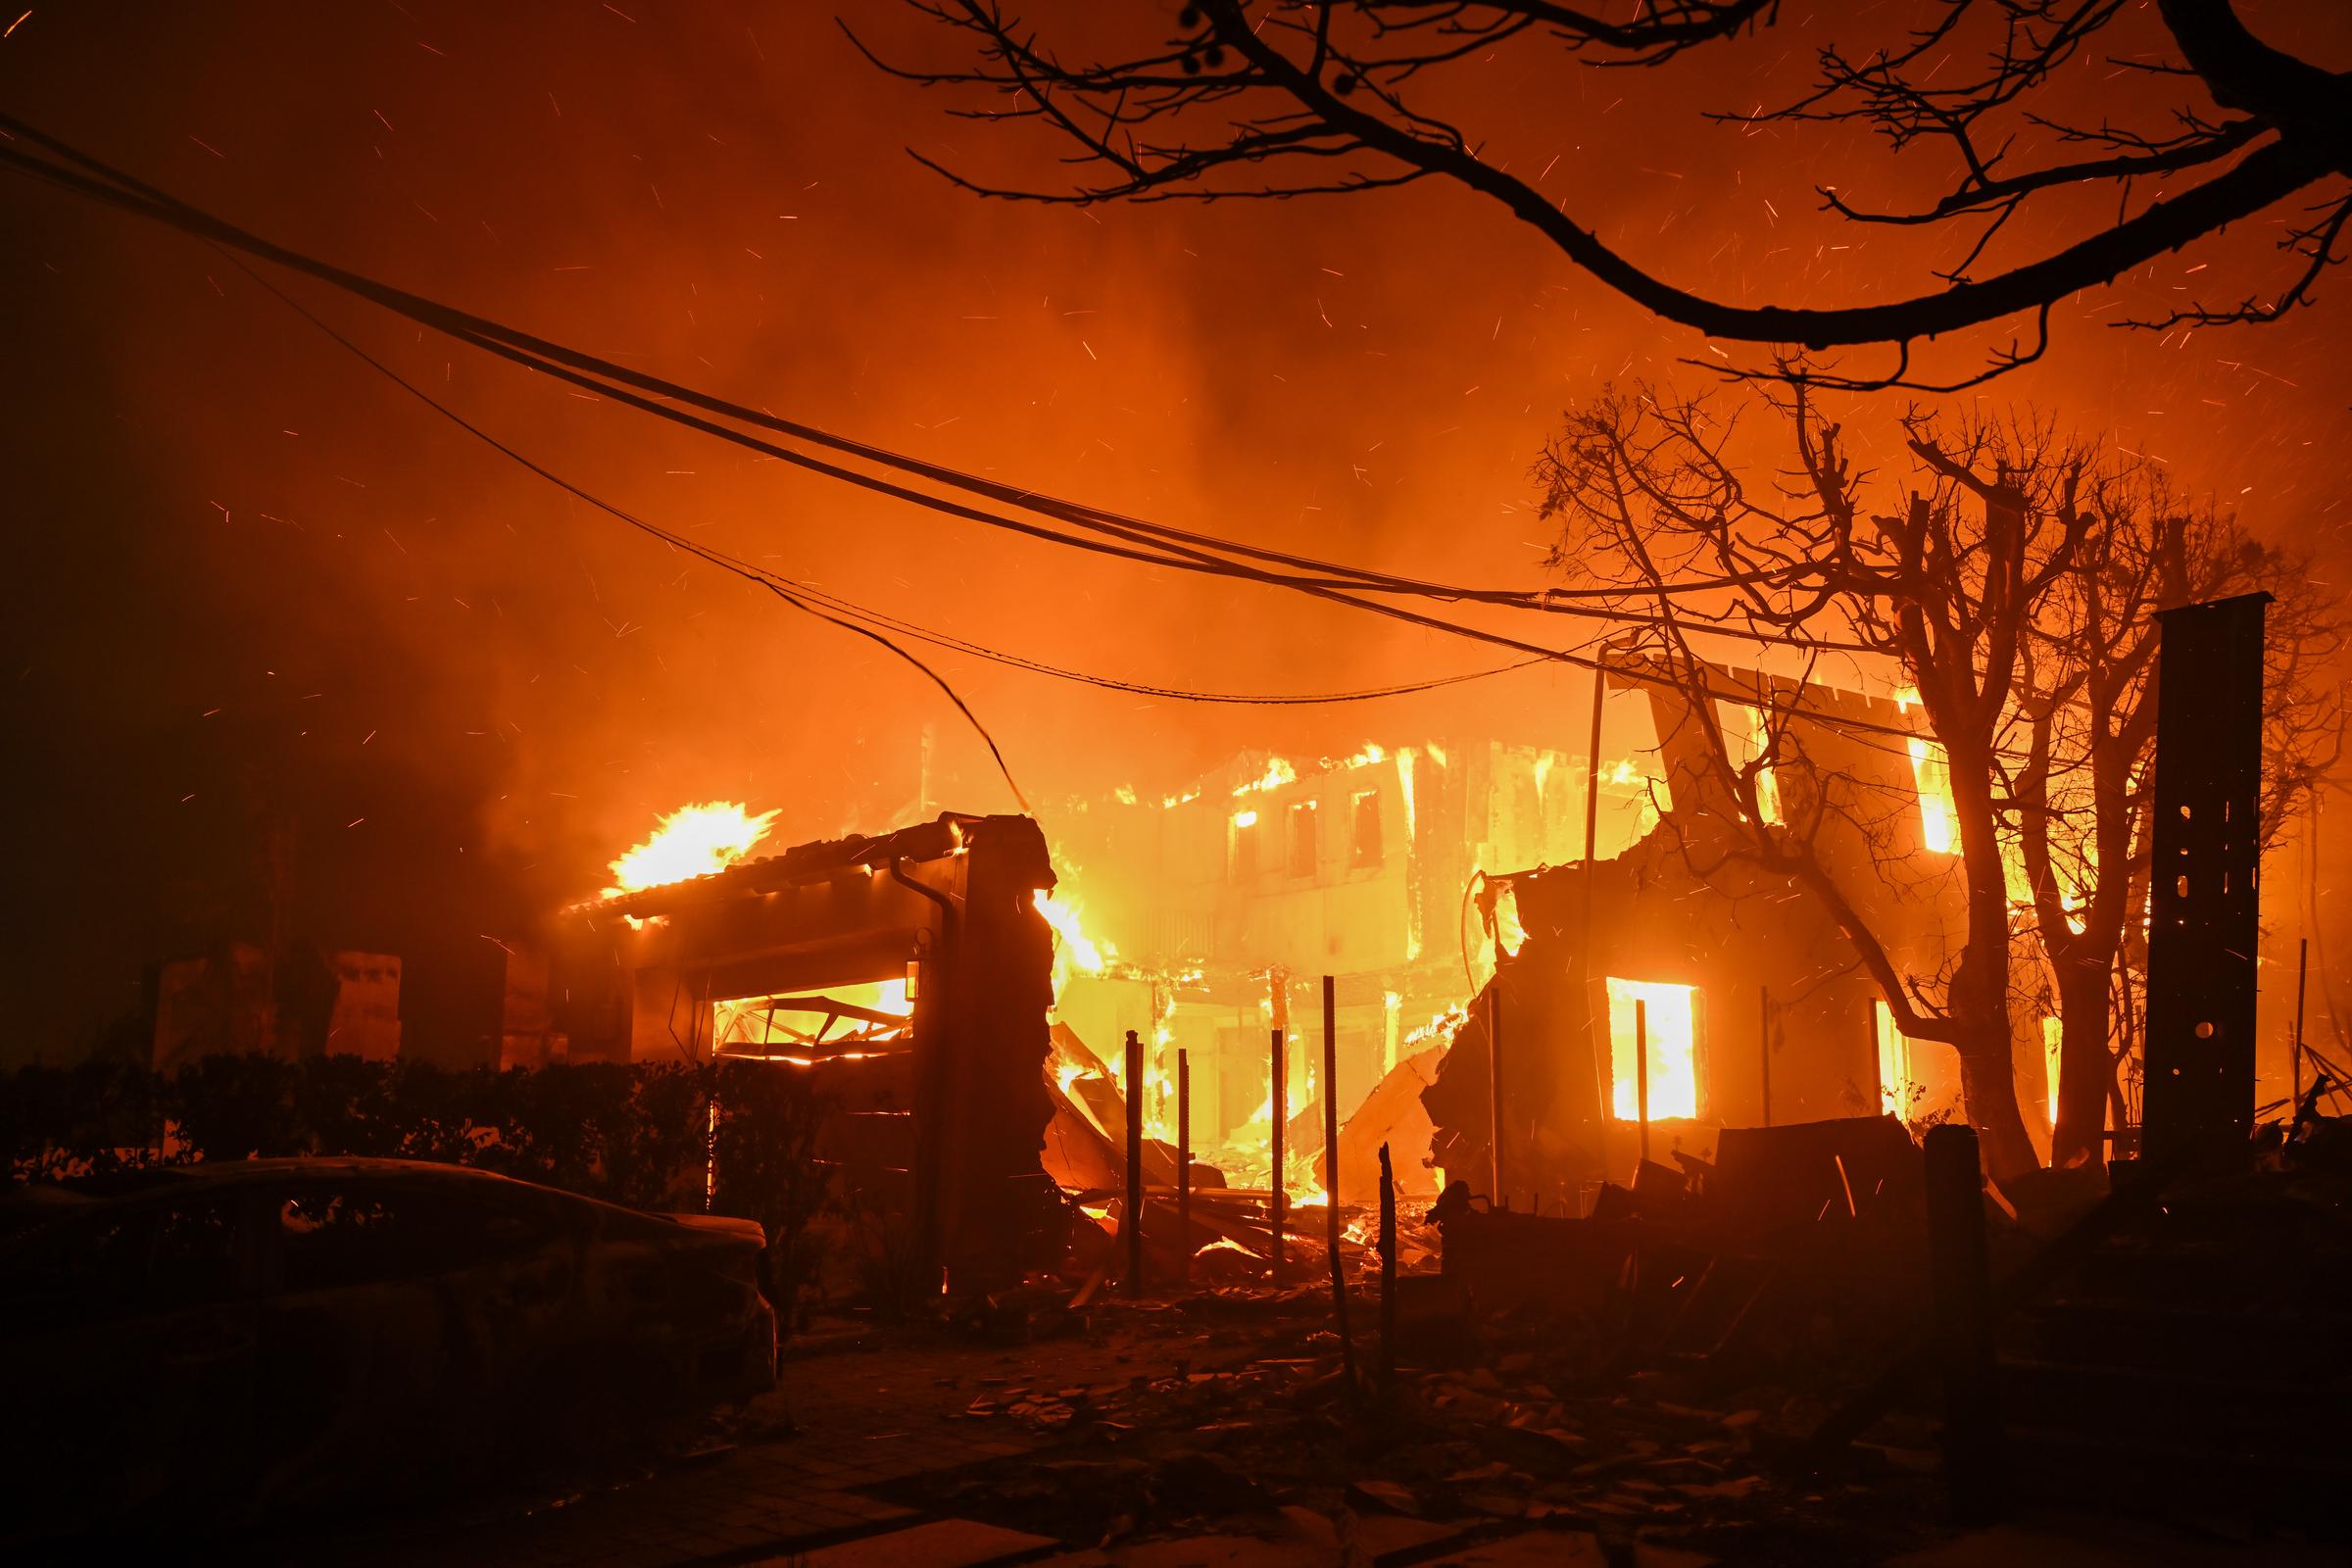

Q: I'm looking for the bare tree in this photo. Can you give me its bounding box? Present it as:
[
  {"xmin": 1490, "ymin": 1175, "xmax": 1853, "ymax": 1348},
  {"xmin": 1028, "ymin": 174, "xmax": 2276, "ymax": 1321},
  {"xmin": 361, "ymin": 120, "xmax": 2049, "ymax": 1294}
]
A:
[
  {"xmin": 2014, "ymin": 485, "xmax": 2342, "ymax": 1166},
  {"xmin": 865, "ymin": 2, "xmax": 2351, "ymax": 389},
  {"xmin": 1539, "ymin": 388, "xmax": 2109, "ymax": 1180},
  {"xmin": 1540, "ymin": 385, "xmax": 2342, "ymax": 1175}
]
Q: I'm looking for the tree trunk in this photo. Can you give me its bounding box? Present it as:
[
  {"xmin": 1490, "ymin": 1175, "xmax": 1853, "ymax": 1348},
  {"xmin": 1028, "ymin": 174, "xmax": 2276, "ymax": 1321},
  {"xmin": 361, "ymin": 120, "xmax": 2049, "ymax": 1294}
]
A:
[
  {"xmin": 1946, "ymin": 750, "xmax": 2039, "ymax": 1183},
  {"xmin": 2050, "ymin": 961, "xmax": 2117, "ymax": 1170},
  {"xmin": 1952, "ymin": 1023, "xmax": 2038, "ymax": 1183}
]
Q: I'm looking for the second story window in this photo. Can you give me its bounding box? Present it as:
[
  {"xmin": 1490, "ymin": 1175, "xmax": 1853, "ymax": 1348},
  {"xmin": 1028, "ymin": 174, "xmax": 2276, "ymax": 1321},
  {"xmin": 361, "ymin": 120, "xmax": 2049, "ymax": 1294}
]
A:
[
  {"xmin": 1230, "ymin": 809, "xmax": 1260, "ymax": 881},
  {"xmin": 1716, "ymin": 703, "xmax": 1784, "ymax": 825},
  {"xmin": 1349, "ymin": 789, "xmax": 1383, "ymax": 868},
  {"xmin": 1287, "ymin": 800, "xmax": 1318, "ymax": 878},
  {"xmin": 1907, "ymin": 738, "xmax": 1958, "ymax": 855}
]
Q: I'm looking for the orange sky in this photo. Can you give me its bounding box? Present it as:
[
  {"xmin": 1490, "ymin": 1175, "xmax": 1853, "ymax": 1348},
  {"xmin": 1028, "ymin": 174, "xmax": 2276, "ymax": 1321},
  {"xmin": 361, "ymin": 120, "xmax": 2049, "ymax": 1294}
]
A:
[{"xmin": 2, "ymin": 1, "xmax": 2345, "ymax": 1055}]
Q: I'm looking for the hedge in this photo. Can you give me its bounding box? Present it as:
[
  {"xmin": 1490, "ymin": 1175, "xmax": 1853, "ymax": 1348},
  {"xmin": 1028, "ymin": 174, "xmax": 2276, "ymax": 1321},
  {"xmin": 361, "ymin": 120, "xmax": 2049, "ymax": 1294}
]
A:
[{"xmin": 2, "ymin": 1054, "xmax": 834, "ymax": 1312}]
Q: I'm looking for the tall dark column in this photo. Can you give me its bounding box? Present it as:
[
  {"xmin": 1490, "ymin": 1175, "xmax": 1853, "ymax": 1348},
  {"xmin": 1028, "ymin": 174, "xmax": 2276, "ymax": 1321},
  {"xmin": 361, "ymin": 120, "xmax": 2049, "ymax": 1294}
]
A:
[{"xmin": 2143, "ymin": 592, "xmax": 2270, "ymax": 1159}]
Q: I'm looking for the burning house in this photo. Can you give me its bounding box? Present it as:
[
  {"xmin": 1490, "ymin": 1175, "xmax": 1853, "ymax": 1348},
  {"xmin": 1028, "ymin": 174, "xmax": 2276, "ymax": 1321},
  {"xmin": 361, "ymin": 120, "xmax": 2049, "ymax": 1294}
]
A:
[
  {"xmin": 512, "ymin": 654, "xmax": 2096, "ymax": 1286},
  {"xmin": 1418, "ymin": 661, "xmax": 2070, "ymax": 1213},
  {"xmin": 1043, "ymin": 738, "xmax": 1663, "ymax": 1194},
  {"xmin": 530, "ymin": 810, "xmax": 1066, "ymax": 1293}
]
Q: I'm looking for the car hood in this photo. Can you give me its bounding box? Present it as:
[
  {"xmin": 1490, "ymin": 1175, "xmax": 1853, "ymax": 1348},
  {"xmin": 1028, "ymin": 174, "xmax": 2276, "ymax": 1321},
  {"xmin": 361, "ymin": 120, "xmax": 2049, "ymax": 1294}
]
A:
[{"xmin": 660, "ymin": 1212, "xmax": 765, "ymax": 1247}]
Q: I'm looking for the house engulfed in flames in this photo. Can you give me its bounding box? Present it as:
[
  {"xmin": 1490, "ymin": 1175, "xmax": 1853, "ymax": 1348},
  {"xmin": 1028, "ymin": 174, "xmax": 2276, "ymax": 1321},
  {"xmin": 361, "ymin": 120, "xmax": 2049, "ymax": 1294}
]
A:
[
  {"xmin": 524, "ymin": 810, "xmax": 1066, "ymax": 1294},
  {"xmin": 517, "ymin": 662, "xmax": 2074, "ymax": 1290},
  {"xmin": 1042, "ymin": 737, "xmax": 1660, "ymax": 1200}
]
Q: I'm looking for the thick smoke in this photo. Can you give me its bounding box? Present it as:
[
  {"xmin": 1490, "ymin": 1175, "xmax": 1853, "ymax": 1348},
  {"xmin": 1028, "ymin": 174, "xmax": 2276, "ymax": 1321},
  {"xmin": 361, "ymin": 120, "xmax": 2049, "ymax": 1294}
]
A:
[{"xmin": 2, "ymin": 1, "xmax": 2347, "ymax": 1060}]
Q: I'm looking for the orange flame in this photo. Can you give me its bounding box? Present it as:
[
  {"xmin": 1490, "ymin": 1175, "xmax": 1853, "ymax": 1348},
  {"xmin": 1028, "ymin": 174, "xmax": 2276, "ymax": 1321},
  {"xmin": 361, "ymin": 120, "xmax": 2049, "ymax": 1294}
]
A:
[{"xmin": 604, "ymin": 801, "xmax": 778, "ymax": 898}]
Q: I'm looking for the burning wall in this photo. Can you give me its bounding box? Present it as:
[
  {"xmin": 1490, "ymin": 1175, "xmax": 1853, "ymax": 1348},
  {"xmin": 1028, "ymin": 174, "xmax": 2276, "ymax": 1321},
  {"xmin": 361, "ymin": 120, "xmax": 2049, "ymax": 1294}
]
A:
[
  {"xmin": 541, "ymin": 810, "xmax": 1063, "ymax": 1293},
  {"xmin": 1044, "ymin": 737, "xmax": 1663, "ymax": 1196},
  {"xmin": 1416, "ymin": 665, "xmax": 1986, "ymax": 1210}
]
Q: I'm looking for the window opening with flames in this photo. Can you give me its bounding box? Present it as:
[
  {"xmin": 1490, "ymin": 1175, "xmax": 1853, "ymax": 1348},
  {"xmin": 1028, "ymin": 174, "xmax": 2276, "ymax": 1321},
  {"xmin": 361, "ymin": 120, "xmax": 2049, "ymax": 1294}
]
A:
[{"xmin": 1605, "ymin": 977, "xmax": 1700, "ymax": 1121}]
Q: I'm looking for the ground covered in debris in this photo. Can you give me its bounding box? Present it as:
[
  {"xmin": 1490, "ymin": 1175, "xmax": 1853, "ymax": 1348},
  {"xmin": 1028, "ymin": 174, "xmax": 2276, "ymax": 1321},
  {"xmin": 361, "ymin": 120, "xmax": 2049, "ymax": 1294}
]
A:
[
  {"xmin": 868, "ymin": 1289, "xmax": 1946, "ymax": 1567},
  {"xmin": 215, "ymin": 1270, "xmax": 2347, "ymax": 1567}
]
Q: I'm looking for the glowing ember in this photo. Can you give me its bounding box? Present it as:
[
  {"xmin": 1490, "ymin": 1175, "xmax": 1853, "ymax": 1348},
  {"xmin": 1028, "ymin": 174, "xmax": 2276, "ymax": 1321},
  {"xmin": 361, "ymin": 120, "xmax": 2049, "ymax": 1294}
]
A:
[{"xmin": 603, "ymin": 802, "xmax": 778, "ymax": 897}]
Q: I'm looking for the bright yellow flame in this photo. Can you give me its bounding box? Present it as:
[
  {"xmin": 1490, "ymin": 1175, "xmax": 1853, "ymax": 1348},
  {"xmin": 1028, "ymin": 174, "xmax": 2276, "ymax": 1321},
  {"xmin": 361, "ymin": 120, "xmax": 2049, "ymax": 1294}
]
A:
[
  {"xmin": 1494, "ymin": 882, "xmax": 1528, "ymax": 958},
  {"xmin": 1033, "ymin": 889, "xmax": 1106, "ymax": 974},
  {"xmin": 1232, "ymin": 808, "xmax": 1258, "ymax": 829},
  {"xmin": 2042, "ymin": 1015, "xmax": 2063, "ymax": 1132},
  {"xmin": 1233, "ymin": 756, "xmax": 1298, "ymax": 797},
  {"xmin": 604, "ymin": 802, "xmax": 778, "ymax": 897},
  {"xmin": 1720, "ymin": 703, "xmax": 1783, "ymax": 825},
  {"xmin": 1342, "ymin": 741, "xmax": 1389, "ymax": 769},
  {"xmin": 1907, "ymin": 738, "xmax": 1958, "ymax": 856},
  {"xmin": 1607, "ymin": 977, "xmax": 1698, "ymax": 1121},
  {"xmin": 712, "ymin": 978, "xmax": 910, "ymax": 1051},
  {"xmin": 1874, "ymin": 1000, "xmax": 1917, "ymax": 1120}
]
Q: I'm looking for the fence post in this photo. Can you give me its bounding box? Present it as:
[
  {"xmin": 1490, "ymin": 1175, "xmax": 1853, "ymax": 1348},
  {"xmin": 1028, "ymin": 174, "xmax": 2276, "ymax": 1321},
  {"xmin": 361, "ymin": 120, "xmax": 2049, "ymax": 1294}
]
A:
[
  {"xmin": 1323, "ymin": 975, "xmax": 1357, "ymax": 1397},
  {"xmin": 1378, "ymin": 1141, "xmax": 1397, "ymax": 1395},
  {"xmin": 1177, "ymin": 1048, "xmax": 1192, "ymax": 1288},
  {"xmin": 1636, "ymin": 997, "xmax": 1650, "ymax": 1166},
  {"xmin": 2293, "ymin": 937, "xmax": 2309, "ymax": 1108},
  {"xmin": 1925, "ymin": 1123, "xmax": 2001, "ymax": 1524},
  {"xmin": 1488, "ymin": 982, "xmax": 1505, "ymax": 1205},
  {"xmin": 1270, "ymin": 1026, "xmax": 1287, "ymax": 1281},
  {"xmin": 1125, "ymin": 1028, "xmax": 1144, "ymax": 1296}
]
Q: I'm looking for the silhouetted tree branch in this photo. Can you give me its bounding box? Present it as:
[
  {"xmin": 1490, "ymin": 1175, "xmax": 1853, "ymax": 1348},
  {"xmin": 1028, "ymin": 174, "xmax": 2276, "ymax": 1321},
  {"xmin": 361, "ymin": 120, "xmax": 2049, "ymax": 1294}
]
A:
[{"xmin": 870, "ymin": 1, "xmax": 2351, "ymax": 389}]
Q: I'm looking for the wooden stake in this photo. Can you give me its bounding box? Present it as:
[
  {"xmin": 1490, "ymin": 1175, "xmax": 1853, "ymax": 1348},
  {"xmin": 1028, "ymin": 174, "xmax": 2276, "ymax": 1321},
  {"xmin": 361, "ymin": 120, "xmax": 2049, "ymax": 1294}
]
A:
[
  {"xmin": 1488, "ymin": 982, "xmax": 1505, "ymax": 1205},
  {"xmin": 1636, "ymin": 997, "xmax": 1651, "ymax": 1165},
  {"xmin": 1581, "ymin": 660, "xmax": 1610, "ymax": 1132},
  {"xmin": 1177, "ymin": 1048, "xmax": 1192, "ymax": 1288},
  {"xmin": 1270, "ymin": 1026, "xmax": 1287, "ymax": 1281},
  {"xmin": 1925, "ymin": 1125, "xmax": 2001, "ymax": 1524},
  {"xmin": 2293, "ymin": 936, "xmax": 2309, "ymax": 1107},
  {"xmin": 1323, "ymin": 974, "xmax": 1357, "ymax": 1398},
  {"xmin": 1378, "ymin": 1141, "xmax": 1397, "ymax": 1395},
  {"xmin": 1124, "ymin": 1028, "xmax": 1144, "ymax": 1295}
]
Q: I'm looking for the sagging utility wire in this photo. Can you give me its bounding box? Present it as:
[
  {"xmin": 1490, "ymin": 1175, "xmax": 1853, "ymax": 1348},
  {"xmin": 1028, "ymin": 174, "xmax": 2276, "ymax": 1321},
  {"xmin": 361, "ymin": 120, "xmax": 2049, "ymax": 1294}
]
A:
[
  {"xmin": 0, "ymin": 118, "xmax": 1935, "ymax": 747},
  {"xmin": 224, "ymin": 247, "xmax": 1568, "ymax": 846},
  {"xmin": 0, "ymin": 112, "xmax": 1848, "ymax": 639}
]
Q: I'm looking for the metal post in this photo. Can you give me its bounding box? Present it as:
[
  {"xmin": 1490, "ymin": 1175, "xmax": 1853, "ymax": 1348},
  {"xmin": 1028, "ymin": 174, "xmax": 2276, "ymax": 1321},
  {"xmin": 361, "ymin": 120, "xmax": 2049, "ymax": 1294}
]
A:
[
  {"xmin": 1636, "ymin": 997, "xmax": 1651, "ymax": 1165},
  {"xmin": 1177, "ymin": 1048, "xmax": 1192, "ymax": 1288},
  {"xmin": 1322, "ymin": 974, "xmax": 1357, "ymax": 1396},
  {"xmin": 1322, "ymin": 975, "xmax": 1342, "ymax": 1223},
  {"xmin": 1124, "ymin": 1028, "xmax": 1144, "ymax": 1296},
  {"xmin": 1378, "ymin": 1141, "xmax": 1397, "ymax": 1395},
  {"xmin": 2293, "ymin": 937, "xmax": 2309, "ymax": 1107},
  {"xmin": 1870, "ymin": 1004, "xmax": 1884, "ymax": 1113},
  {"xmin": 1759, "ymin": 985, "xmax": 1773, "ymax": 1128},
  {"xmin": 1581, "ymin": 659, "xmax": 1609, "ymax": 1126},
  {"xmin": 1487, "ymin": 982, "xmax": 1504, "ymax": 1204},
  {"xmin": 1270, "ymin": 1026, "xmax": 1287, "ymax": 1281},
  {"xmin": 1924, "ymin": 1125, "xmax": 2001, "ymax": 1524},
  {"xmin": 2144, "ymin": 592, "xmax": 2270, "ymax": 1157}
]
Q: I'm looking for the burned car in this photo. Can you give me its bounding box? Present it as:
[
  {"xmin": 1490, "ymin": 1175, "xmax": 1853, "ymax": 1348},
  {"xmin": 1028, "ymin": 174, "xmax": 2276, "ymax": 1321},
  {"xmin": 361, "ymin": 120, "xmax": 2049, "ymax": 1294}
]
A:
[{"xmin": 0, "ymin": 1157, "xmax": 774, "ymax": 1536}]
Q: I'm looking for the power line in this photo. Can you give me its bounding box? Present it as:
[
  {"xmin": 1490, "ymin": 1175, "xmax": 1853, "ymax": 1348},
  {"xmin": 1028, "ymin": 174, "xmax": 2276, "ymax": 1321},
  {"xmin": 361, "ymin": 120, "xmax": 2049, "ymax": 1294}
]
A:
[
  {"xmin": 227, "ymin": 247, "xmax": 1556, "ymax": 716},
  {"xmin": 0, "ymin": 113, "xmax": 1857, "ymax": 646},
  {"xmin": 0, "ymin": 121, "xmax": 1936, "ymax": 747}
]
